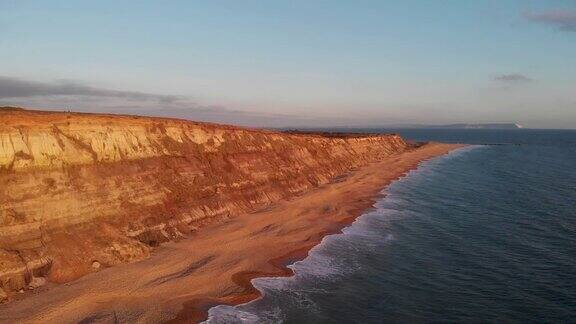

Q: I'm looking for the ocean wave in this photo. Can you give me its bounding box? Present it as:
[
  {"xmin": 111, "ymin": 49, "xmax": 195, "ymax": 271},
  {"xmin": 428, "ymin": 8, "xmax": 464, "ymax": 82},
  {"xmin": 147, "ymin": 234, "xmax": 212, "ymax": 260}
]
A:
[{"xmin": 204, "ymin": 146, "xmax": 479, "ymax": 323}]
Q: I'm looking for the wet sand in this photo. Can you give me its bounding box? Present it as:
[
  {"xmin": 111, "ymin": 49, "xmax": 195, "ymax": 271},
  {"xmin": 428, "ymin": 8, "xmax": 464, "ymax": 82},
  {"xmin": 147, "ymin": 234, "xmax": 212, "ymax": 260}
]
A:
[{"xmin": 0, "ymin": 142, "xmax": 464, "ymax": 324}]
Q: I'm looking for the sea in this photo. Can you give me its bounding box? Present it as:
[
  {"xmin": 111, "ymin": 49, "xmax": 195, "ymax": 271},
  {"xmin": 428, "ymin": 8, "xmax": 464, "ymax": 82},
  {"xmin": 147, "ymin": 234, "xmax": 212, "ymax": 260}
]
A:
[{"xmin": 204, "ymin": 129, "xmax": 576, "ymax": 323}]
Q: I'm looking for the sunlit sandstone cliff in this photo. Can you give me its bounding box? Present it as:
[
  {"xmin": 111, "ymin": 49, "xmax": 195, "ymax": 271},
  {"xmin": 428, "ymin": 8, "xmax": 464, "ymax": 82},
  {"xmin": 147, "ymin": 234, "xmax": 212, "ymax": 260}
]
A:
[{"xmin": 0, "ymin": 107, "xmax": 408, "ymax": 301}]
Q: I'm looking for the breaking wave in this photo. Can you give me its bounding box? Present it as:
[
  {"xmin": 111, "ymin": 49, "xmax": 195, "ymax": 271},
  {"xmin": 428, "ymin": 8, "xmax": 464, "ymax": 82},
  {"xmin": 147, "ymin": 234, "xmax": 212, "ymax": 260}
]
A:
[{"xmin": 204, "ymin": 147, "xmax": 478, "ymax": 323}]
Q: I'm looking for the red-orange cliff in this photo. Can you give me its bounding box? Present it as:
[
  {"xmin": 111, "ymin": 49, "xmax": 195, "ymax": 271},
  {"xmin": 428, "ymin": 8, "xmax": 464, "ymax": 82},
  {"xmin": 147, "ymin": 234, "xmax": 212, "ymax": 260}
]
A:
[{"xmin": 0, "ymin": 107, "xmax": 408, "ymax": 301}]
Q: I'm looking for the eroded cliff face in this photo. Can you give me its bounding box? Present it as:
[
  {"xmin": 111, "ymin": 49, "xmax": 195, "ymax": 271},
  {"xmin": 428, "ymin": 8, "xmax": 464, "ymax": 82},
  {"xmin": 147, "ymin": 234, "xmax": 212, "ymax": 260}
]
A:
[{"xmin": 0, "ymin": 108, "xmax": 408, "ymax": 299}]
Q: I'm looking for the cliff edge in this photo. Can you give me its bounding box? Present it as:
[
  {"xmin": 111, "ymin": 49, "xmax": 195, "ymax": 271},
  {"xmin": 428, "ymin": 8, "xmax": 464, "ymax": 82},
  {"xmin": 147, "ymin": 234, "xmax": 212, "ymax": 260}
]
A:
[{"xmin": 0, "ymin": 108, "xmax": 408, "ymax": 301}]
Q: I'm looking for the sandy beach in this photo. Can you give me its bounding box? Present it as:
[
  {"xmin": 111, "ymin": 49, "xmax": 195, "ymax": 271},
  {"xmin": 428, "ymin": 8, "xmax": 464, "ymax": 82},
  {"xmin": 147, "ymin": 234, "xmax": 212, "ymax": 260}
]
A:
[{"xmin": 0, "ymin": 142, "xmax": 463, "ymax": 323}]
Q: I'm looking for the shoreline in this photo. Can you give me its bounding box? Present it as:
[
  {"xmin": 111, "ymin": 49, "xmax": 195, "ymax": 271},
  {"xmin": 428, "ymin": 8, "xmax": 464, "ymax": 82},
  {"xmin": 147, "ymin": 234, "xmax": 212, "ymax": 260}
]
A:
[
  {"xmin": 0, "ymin": 142, "xmax": 465, "ymax": 324},
  {"xmin": 173, "ymin": 143, "xmax": 467, "ymax": 323}
]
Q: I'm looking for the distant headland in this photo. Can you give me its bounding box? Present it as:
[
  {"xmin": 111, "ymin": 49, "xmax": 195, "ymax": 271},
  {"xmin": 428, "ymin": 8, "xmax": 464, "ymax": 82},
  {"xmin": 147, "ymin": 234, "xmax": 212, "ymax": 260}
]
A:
[{"xmin": 428, "ymin": 123, "xmax": 523, "ymax": 129}]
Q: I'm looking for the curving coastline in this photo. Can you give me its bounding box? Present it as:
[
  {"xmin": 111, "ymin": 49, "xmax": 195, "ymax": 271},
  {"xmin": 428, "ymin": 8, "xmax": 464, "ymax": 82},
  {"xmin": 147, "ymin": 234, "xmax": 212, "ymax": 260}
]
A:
[
  {"xmin": 195, "ymin": 144, "xmax": 466, "ymax": 323},
  {"xmin": 0, "ymin": 112, "xmax": 463, "ymax": 323},
  {"xmin": 0, "ymin": 107, "xmax": 408, "ymax": 297}
]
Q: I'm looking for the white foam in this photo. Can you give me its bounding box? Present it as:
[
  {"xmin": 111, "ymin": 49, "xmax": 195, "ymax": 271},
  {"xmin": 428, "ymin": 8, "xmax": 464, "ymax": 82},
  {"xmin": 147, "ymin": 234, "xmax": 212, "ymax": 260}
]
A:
[{"xmin": 204, "ymin": 145, "xmax": 480, "ymax": 323}]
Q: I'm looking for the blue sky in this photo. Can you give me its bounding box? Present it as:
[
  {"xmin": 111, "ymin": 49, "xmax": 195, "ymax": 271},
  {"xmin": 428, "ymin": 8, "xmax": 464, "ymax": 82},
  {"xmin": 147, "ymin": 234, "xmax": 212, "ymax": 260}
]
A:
[{"xmin": 1, "ymin": 0, "xmax": 575, "ymax": 128}]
